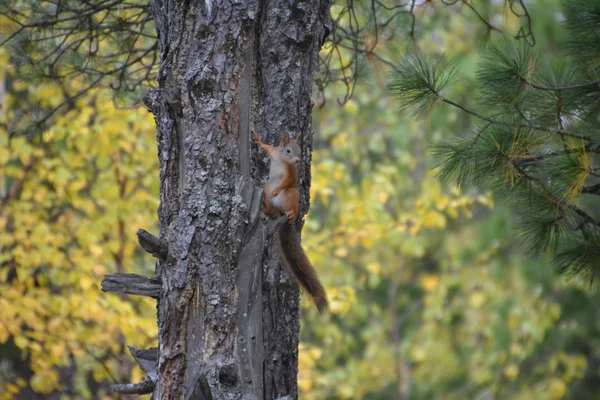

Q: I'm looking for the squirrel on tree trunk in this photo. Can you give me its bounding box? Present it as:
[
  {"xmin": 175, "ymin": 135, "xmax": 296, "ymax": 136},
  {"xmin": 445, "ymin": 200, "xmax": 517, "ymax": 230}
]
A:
[{"xmin": 252, "ymin": 131, "xmax": 328, "ymax": 313}]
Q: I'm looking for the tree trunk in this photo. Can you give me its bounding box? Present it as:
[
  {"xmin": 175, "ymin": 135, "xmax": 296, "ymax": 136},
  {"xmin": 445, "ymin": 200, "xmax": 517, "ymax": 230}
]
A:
[{"xmin": 141, "ymin": 1, "xmax": 331, "ymax": 399}]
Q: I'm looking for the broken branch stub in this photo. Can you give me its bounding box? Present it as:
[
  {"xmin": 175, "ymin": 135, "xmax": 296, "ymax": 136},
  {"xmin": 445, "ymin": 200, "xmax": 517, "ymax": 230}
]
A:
[
  {"xmin": 101, "ymin": 273, "xmax": 161, "ymax": 299},
  {"xmin": 109, "ymin": 375, "xmax": 155, "ymax": 395},
  {"xmin": 137, "ymin": 228, "xmax": 169, "ymax": 260}
]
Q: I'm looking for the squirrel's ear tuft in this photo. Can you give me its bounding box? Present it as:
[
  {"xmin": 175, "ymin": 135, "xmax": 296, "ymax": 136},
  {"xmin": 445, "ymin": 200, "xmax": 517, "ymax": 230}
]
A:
[
  {"xmin": 292, "ymin": 137, "xmax": 300, "ymax": 144},
  {"xmin": 282, "ymin": 133, "xmax": 290, "ymax": 145}
]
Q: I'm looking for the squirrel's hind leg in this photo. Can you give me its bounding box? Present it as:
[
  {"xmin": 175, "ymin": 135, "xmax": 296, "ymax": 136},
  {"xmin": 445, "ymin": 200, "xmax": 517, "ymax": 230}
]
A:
[
  {"xmin": 263, "ymin": 182, "xmax": 273, "ymax": 216},
  {"xmin": 283, "ymin": 188, "xmax": 299, "ymax": 224}
]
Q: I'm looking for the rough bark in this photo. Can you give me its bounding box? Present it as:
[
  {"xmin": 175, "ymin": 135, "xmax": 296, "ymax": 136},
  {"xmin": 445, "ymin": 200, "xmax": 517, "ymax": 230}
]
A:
[
  {"xmin": 140, "ymin": 1, "xmax": 331, "ymax": 399},
  {"xmin": 101, "ymin": 273, "xmax": 161, "ymax": 298},
  {"xmin": 255, "ymin": 3, "xmax": 331, "ymax": 398}
]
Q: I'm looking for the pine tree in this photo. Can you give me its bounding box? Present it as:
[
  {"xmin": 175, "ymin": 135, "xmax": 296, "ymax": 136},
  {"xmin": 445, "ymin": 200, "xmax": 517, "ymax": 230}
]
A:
[
  {"xmin": 391, "ymin": 0, "xmax": 600, "ymax": 282},
  {"xmin": 1, "ymin": 0, "xmax": 332, "ymax": 398}
]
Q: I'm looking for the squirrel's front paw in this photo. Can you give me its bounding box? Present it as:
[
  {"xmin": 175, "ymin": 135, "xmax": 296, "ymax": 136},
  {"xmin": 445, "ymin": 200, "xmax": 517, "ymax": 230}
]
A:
[
  {"xmin": 285, "ymin": 210, "xmax": 296, "ymax": 222},
  {"xmin": 251, "ymin": 132, "xmax": 260, "ymax": 144},
  {"xmin": 271, "ymin": 189, "xmax": 281, "ymax": 198}
]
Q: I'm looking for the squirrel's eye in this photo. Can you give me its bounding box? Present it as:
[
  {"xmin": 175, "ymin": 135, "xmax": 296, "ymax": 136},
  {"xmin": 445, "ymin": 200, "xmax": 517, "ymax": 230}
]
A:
[{"xmin": 286, "ymin": 149, "xmax": 291, "ymax": 153}]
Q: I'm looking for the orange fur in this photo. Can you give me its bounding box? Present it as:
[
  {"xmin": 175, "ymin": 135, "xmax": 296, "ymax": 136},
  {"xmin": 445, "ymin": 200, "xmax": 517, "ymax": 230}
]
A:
[{"xmin": 252, "ymin": 131, "xmax": 275, "ymax": 154}]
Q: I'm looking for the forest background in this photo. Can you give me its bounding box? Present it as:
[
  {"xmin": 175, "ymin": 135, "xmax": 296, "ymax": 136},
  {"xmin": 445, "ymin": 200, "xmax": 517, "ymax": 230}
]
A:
[{"xmin": 1, "ymin": 0, "xmax": 599, "ymax": 399}]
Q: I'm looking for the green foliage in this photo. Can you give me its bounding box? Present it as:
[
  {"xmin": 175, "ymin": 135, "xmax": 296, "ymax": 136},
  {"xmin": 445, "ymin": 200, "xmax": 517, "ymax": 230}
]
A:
[
  {"xmin": 301, "ymin": 1, "xmax": 600, "ymax": 399},
  {"xmin": 389, "ymin": 53, "xmax": 457, "ymax": 118},
  {"xmin": 517, "ymin": 189, "xmax": 573, "ymax": 256},
  {"xmin": 476, "ymin": 41, "xmax": 535, "ymax": 110},
  {"xmin": 391, "ymin": 0, "xmax": 600, "ymax": 282},
  {"xmin": 553, "ymin": 233, "xmax": 600, "ymax": 281},
  {"xmin": 431, "ymin": 136, "xmax": 476, "ymax": 188},
  {"xmin": 305, "ymin": 76, "xmax": 600, "ymax": 398},
  {"xmin": 563, "ymin": 0, "xmax": 600, "ymax": 71}
]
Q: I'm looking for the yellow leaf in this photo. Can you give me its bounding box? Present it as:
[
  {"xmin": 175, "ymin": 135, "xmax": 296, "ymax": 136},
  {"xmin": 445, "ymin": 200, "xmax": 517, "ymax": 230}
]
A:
[
  {"xmin": 309, "ymin": 347, "xmax": 323, "ymax": 360},
  {"xmin": 422, "ymin": 211, "xmax": 446, "ymax": 229},
  {"xmin": 447, "ymin": 207, "xmax": 459, "ymax": 219},
  {"xmin": 361, "ymin": 234, "xmax": 375, "ymax": 249},
  {"xmin": 89, "ymin": 244, "xmax": 103, "ymax": 257},
  {"xmin": 408, "ymin": 222, "xmax": 421, "ymax": 236},
  {"xmin": 549, "ymin": 303, "xmax": 561, "ymax": 320},
  {"xmin": 510, "ymin": 343, "xmax": 523, "ymax": 357},
  {"xmin": 334, "ymin": 247, "xmax": 348, "ymax": 258},
  {"xmin": 469, "ymin": 292, "xmax": 486, "ymax": 308},
  {"xmin": 378, "ymin": 191, "xmax": 389, "ymax": 204},
  {"xmin": 80, "ymin": 276, "xmax": 94, "ymax": 290},
  {"xmin": 503, "ymin": 364, "xmax": 519, "ymax": 381},
  {"xmin": 30, "ymin": 370, "xmax": 59, "ymax": 394},
  {"xmin": 420, "ymin": 274, "xmax": 439, "ymax": 291},
  {"xmin": 343, "ymin": 100, "xmax": 358, "ymax": 116},
  {"xmin": 548, "ymin": 378, "xmax": 566, "ymax": 399},
  {"xmin": 14, "ymin": 335, "xmax": 28, "ymax": 349},
  {"xmin": 5, "ymin": 384, "xmax": 19, "ymax": 394},
  {"xmin": 298, "ymin": 376, "xmax": 313, "ymax": 393},
  {"xmin": 366, "ymin": 262, "xmax": 381, "ymax": 275},
  {"xmin": 411, "ymin": 347, "xmax": 426, "ymax": 362},
  {"xmin": 92, "ymin": 264, "xmax": 106, "ymax": 277}
]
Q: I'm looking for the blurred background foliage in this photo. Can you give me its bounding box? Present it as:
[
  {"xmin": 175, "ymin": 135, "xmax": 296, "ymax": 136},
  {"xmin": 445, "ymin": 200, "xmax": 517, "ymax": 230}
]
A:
[
  {"xmin": 0, "ymin": 44, "xmax": 158, "ymax": 397},
  {"xmin": 1, "ymin": 0, "xmax": 599, "ymax": 399},
  {"xmin": 302, "ymin": 1, "xmax": 600, "ymax": 399}
]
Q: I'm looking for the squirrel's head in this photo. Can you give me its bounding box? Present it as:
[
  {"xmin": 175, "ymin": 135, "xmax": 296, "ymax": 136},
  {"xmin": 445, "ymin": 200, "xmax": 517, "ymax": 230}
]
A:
[{"xmin": 279, "ymin": 133, "xmax": 301, "ymax": 165}]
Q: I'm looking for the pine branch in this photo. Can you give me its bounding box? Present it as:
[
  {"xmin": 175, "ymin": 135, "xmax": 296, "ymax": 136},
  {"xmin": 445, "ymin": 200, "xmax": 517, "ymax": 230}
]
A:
[
  {"xmin": 390, "ymin": 48, "xmax": 594, "ymax": 141},
  {"xmin": 554, "ymin": 234, "xmax": 600, "ymax": 284},
  {"xmin": 582, "ymin": 183, "xmax": 600, "ymax": 195},
  {"xmin": 393, "ymin": 0, "xmax": 600, "ymax": 283},
  {"xmin": 389, "ymin": 53, "xmax": 457, "ymax": 118},
  {"xmin": 520, "ymin": 169, "xmax": 600, "ymax": 230},
  {"xmin": 441, "ymin": 97, "xmax": 593, "ymax": 141},
  {"xmin": 563, "ymin": 0, "xmax": 600, "ymax": 70},
  {"xmin": 517, "ymin": 145, "xmax": 600, "ymax": 167},
  {"xmin": 527, "ymin": 80, "xmax": 600, "ymax": 91}
]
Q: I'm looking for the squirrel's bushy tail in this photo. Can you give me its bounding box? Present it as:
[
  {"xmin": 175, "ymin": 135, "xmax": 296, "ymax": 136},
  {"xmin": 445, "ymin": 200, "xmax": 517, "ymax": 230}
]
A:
[{"xmin": 278, "ymin": 222, "xmax": 328, "ymax": 313}]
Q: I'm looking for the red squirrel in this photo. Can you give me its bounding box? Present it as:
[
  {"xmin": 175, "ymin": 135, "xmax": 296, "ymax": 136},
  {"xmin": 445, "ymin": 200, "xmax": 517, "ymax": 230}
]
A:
[{"xmin": 252, "ymin": 131, "xmax": 328, "ymax": 313}]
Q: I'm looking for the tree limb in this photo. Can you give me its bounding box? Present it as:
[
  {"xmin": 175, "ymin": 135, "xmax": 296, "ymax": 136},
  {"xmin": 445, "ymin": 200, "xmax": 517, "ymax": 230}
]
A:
[
  {"xmin": 582, "ymin": 183, "xmax": 600, "ymax": 195},
  {"xmin": 137, "ymin": 228, "xmax": 168, "ymax": 260},
  {"xmin": 109, "ymin": 375, "xmax": 154, "ymax": 395},
  {"xmin": 101, "ymin": 273, "xmax": 161, "ymax": 298}
]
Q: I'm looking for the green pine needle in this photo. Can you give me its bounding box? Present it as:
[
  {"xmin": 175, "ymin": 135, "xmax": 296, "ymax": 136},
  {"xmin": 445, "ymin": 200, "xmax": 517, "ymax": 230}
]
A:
[
  {"xmin": 432, "ymin": 138, "xmax": 475, "ymax": 189},
  {"xmin": 519, "ymin": 204, "xmax": 572, "ymax": 256},
  {"xmin": 541, "ymin": 147, "xmax": 593, "ymax": 204},
  {"xmin": 400, "ymin": 0, "xmax": 600, "ymax": 286},
  {"xmin": 433, "ymin": 124, "xmax": 542, "ymax": 193},
  {"xmin": 477, "ymin": 41, "xmax": 536, "ymax": 110},
  {"xmin": 554, "ymin": 232, "xmax": 600, "ymax": 285},
  {"xmin": 389, "ymin": 53, "xmax": 457, "ymax": 119},
  {"xmin": 524, "ymin": 62, "xmax": 587, "ymax": 128},
  {"xmin": 563, "ymin": 0, "xmax": 600, "ymax": 71}
]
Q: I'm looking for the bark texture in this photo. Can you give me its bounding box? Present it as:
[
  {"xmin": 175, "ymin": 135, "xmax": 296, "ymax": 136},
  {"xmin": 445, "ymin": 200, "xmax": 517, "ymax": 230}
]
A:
[
  {"xmin": 255, "ymin": 3, "xmax": 331, "ymax": 398},
  {"xmin": 140, "ymin": 1, "xmax": 331, "ymax": 399}
]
